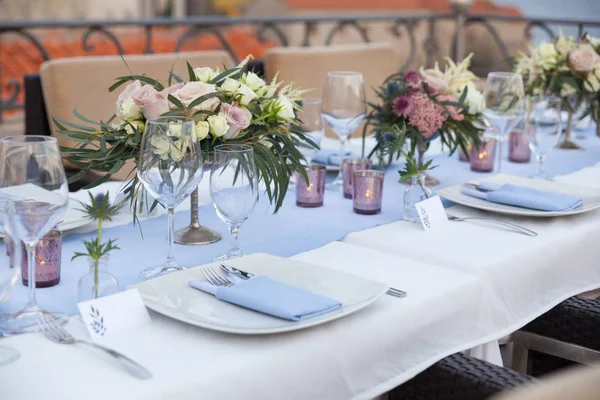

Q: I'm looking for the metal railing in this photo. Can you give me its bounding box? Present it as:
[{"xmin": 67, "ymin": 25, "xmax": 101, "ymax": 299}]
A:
[{"xmin": 1, "ymin": 12, "xmax": 600, "ymax": 121}]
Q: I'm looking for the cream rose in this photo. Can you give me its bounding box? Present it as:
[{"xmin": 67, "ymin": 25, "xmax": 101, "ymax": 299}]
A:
[
  {"xmin": 150, "ymin": 135, "xmax": 171, "ymax": 160},
  {"xmin": 194, "ymin": 67, "xmax": 216, "ymax": 83},
  {"xmin": 244, "ymin": 72, "xmax": 266, "ymax": 91},
  {"xmin": 116, "ymin": 80, "xmax": 143, "ymax": 108},
  {"xmin": 124, "ymin": 120, "xmax": 145, "ymax": 135},
  {"xmin": 569, "ymin": 45, "xmax": 599, "ymax": 72},
  {"xmin": 464, "ymin": 86, "xmax": 485, "ymax": 115},
  {"xmin": 274, "ymin": 95, "xmax": 295, "ymax": 121},
  {"xmin": 117, "ymin": 98, "xmax": 142, "ymax": 121},
  {"xmin": 221, "ymin": 78, "xmax": 241, "ymax": 94},
  {"xmin": 236, "ymin": 83, "xmax": 258, "ymax": 106},
  {"xmin": 207, "ymin": 115, "xmax": 230, "ymax": 137},
  {"xmin": 220, "ymin": 103, "xmax": 252, "ymax": 139},
  {"xmin": 172, "ymin": 81, "xmax": 220, "ymax": 111},
  {"xmin": 195, "ymin": 121, "xmax": 210, "ymax": 140},
  {"xmin": 170, "ymin": 140, "xmax": 186, "ymax": 162}
]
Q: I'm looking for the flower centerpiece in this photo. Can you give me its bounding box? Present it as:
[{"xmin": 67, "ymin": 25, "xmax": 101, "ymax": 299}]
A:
[
  {"xmin": 363, "ymin": 54, "xmax": 484, "ymax": 186},
  {"xmin": 514, "ymin": 32, "xmax": 600, "ymax": 148},
  {"xmin": 55, "ymin": 56, "xmax": 314, "ymax": 229}
]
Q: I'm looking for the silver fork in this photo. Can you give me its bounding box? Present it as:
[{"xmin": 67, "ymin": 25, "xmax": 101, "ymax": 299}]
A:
[
  {"xmin": 36, "ymin": 314, "xmax": 152, "ymax": 380},
  {"xmin": 446, "ymin": 214, "xmax": 538, "ymax": 237},
  {"xmin": 202, "ymin": 266, "xmax": 234, "ymax": 287}
]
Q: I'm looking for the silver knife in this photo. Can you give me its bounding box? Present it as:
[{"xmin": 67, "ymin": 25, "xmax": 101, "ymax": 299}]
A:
[{"xmin": 221, "ymin": 264, "xmax": 254, "ymax": 280}]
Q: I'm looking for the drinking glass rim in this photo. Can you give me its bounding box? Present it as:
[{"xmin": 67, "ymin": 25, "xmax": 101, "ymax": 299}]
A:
[
  {"xmin": 327, "ymin": 71, "xmax": 364, "ymax": 78},
  {"xmin": 353, "ymin": 169, "xmax": 384, "ymax": 177},
  {"xmin": 301, "ymin": 97, "xmax": 322, "ymax": 105},
  {"xmin": 0, "ymin": 135, "xmax": 57, "ymax": 144},
  {"xmin": 214, "ymin": 144, "xmax": 254, "ymax": 153},
  {"xmin": 343, "ymin": 157, "xmax": 372, "ymax": 165},
  {"xmin": 146, "ymin": 116, "xmax": 195, "ymax": 125}
]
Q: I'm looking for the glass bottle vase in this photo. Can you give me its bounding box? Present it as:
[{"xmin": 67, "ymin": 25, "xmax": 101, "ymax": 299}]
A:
[
  {"xmin": 78, "ymin": 256, "xmax": 120, "ymax": 303},
  {"xmin": 403, "ymin": 175, "xmax": 432, "ymax": 223}
]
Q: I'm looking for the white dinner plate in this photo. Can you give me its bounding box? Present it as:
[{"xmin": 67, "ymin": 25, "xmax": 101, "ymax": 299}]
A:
[
  {"xmin": 437, "ymin": 173, "xmax": 600, "ymax": 217},
  {"xmin": 129, "ymin": 253, "xmax": 388, "ymax": 335}
]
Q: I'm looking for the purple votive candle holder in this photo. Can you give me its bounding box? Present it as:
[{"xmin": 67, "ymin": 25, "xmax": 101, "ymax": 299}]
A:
[
  {"xmin": 19, "ymin": 229, "xmax": 62, "ymax": 288},
  {"xmin": 352, "ymin": 170, "xmax": 384, "ymax": 215},
  {"xmin": 296, "ymin": 165, "xmax": 327, "ymax": 207},
  {"xmin": 509, "ymin": 129, "xmax": 531, "ymax": 163},
  {"xmin": 470, "ymin": 139, "xmax": 497, "ymax": 172},
  {"xmin": 342, "ymin": 157, "xmax": 373, "ymax": 199}
]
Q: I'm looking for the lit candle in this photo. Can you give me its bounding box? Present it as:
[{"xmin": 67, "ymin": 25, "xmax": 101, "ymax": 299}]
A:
[
  {"xmin": 352, "ymin": 170, "xmax": 384, "ymax": 214},
  {"xmin": 296, "ymin": 165, "xmax": 326, "ymax": 207},
  {"xmin": 18, "ymin": 229, "xmax": 62, "ymax": 288},
  {"xmin": 342, "ymin": 158, "xmax": 373, "ymax": 199},
  {"xmin": 470, "ymin": 139, "xmax": 497, "ymax": 172}
]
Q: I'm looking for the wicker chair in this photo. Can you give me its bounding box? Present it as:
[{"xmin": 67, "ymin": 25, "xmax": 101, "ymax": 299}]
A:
[
  {"xmin": 390, "ymin": 353, "xmax": 535, "ymax": 400},
  {"xmin": 512, "ymin": 296, "xmax": 600, "ymax": 375}
]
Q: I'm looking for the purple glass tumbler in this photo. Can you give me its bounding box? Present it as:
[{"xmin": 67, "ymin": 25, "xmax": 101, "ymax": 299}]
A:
[
  {"xmin": 470, "ymin": 139, "xmax": 497, "ymax": 173},
  {"xmin": 342, "ymin": 158, "xmax": 373, "ymax": 199},
  {"xmin": 19, "ymin": 230, "xmax": 62, "ymax": 288},
  {"xmin": 509, "ymin": 129, "xmax": 532, "ymax": 163},
  {"xmin": 296, "ymin": 165, "xmax": 327, "ymax": 207},
  {"xmin": 352, "ymin": 170, "xmax": 384, "ymax": 214}
]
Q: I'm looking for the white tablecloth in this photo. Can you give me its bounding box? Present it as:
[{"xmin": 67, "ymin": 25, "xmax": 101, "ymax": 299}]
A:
[{"xmin": 0, "ymin": 243, "xmax": 486, "ymax": 400}]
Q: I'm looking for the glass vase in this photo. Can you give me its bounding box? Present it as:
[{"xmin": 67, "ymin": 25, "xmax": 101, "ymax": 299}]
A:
[
  {"xmin": 403, "ymin": 175, "xmax": 432, "ymax": 223},
  {"xmin": 77, "ymin": 256, "xmax": 119, "ymax": 303}
]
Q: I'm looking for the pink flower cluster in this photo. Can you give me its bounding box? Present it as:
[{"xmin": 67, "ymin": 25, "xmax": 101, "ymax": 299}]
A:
[{"xmin": 388, "ymin": 71, "xmax": 465, "ymax": 139}]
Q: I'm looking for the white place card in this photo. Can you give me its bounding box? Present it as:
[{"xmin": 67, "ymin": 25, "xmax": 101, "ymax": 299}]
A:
[
  {"xmin": 415, "ymin": 195, "xmax": 449, "ymax": 231},
  {"xmin": 77, "ymin": 289, "xmax": 151, "ymax": 341}
]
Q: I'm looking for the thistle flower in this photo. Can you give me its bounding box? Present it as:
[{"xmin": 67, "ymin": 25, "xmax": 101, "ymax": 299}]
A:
[{"xmin": 77, "ymin": 192, "xmax": 124, "ymax": 222}]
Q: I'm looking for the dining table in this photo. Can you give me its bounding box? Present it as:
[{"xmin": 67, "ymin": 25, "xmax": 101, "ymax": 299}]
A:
[{"xmin": 1, "ymin": 131, "xmax": 600, "ymax": 400}]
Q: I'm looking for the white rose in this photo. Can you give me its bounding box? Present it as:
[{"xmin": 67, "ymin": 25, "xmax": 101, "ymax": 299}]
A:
[
  {"xmin": 273, "ymin": 95, "xmax": 295, "ymax": 121},
  {"xmin": 170, "ymin": 140, "xmax": 186, "ymax": 162},
  {"xmin": 584, "ymin": 74, "xmax": 600, "ymax": 92},
  {"xmin": 117, "ymin": 98, "xmax": 142, "ymax": 121},
  {"xmin": 244, "ymin": 72, "xmax": 266, "ymax": 91},
  {"xmin": 194, "ymin": 67, "xmax": 216, "ymax": 83},
  {"xmin": 195, "ymin": 121, "xmax": 210, "ymax": 140},
  {"xmin": 236, "ymin": 83, "xmax": 258, "ymax": 106},
  {"xmin": 150, "ymin": 135, "xmax": 171, "ymax": 160},
  {"xmin": 207, "ymin": 115, "xmax": 230, "ymax": 138},
  {"xmin": 124, "ymin": 120, "xmax": 145, "ymax": 135},
  {"xmin": 167, "ymin": 123, "xmax": 181, "ymax": 138},
  {"xmin": 462, "ymin": 82, "xmax": 485, "ymax": 115},
  {"xmin": 257, "ymin": 84, "xmax": 277, "ymax": 98},
  {"xmin": 221, "ymin": 78, "xmax": 241, "ymax": 94},
  {"xmin": 537, "ymin": 42, "xmax": 558, "ymax": 62}
]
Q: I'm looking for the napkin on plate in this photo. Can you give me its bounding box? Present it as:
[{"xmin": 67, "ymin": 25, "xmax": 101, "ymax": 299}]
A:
[
  {"xmin": 189, "ymin": 274, "xmax": 342, "ymax": 321},
  {"xmin": 461, "ymin": 181, "xmax": 583, "ymax": 212},
  {"xmin": 312, "ymin": 149, "xmax": 353, "ymax": 166}
]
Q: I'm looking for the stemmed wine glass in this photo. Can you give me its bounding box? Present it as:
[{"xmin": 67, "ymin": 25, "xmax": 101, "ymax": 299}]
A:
[
  {"xmin": 525, "ymin": 96, "xmax": 562, "ymax": 179},
  {"xmin": 484, "ymin": 72, "xmax": 525, "ymax": 172},
  {"xmin": 0, "ymin": 136, "xmax": 69, "ymax": 333},
  {"xmin": 297, "ymin": 98, "xmax": 325, "ymax": 166},
  {"xmin": 322, "ymin": 71, "xmax": 367, "ymax": 188},
  {"xmin": 210, "ymin": 144, "xmax": 258, "ymax": 261},
  {"xmin": 137, "ymin": 117, "xmax": 204, "ymax": 280},
  {"xmin": 0, "ymin": 198, "xmax": 22, "ymax": 364}
]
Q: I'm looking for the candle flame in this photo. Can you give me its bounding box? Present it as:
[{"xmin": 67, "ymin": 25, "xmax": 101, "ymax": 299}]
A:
[
  {"xmin": 40, "ymin": 260, "xmax": 46, "ymax": 265},
  {"xmin": 365, "ymin": 189, "xmax": 372, "ymax": 198},
  {"xmin": 478, "ymin": 151, "xmax": 487, "ymax": 159}
]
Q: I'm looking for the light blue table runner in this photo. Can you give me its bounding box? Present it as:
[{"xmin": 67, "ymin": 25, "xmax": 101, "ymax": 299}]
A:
[{"xmin": 2, "ymin": 135, "xmax": 600, "ymax": 316}]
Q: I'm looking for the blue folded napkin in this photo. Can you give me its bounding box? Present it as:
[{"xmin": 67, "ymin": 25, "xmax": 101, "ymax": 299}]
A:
[
  {"xmin": 461, "ymin": 181, "xmax": 583, "ymax": 212},
  {"xmin": 189, "ymin": 275, "xmax": 342, "ymax": 321},
  {"xmin": 312, "ymin": 149, "xmax": 353, "ymax": 166}
]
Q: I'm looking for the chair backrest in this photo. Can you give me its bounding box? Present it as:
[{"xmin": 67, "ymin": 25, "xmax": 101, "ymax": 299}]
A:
[
  {"xmin": 264, "ymin": 43, "xmax": 398, "ymax": 138},
  {"xmin": 40, "ymin": 50, "xmax": 233, "ymax": 180}
]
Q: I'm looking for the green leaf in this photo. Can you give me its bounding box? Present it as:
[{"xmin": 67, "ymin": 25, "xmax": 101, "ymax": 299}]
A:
[
  {"xmin": 186, "ymin": 61, "xmax": 196, "ymax": 82},
  {"xmin": 167, "ymin": 94, "xmax": 186, "ymax": 112},
  {"xmin": 209, "ymin": 67, "xmax": 242, "ymax": 84},
  {"xmin": 187, "ymin": 92, "xmax": 220, "ymax": 110}
]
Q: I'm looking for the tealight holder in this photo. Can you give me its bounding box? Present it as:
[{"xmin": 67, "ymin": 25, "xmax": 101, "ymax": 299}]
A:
[
  {"xmin": 296, "ymin": 165, "xmax": 326, "ymax": 207},
  {"xmin": 509, "ymin": 129, "xmax": 531, "ymax": 163},
  {"xmin": 342, "ymin": 158, "xmax": 373, "ymax": 199},
  {"xmin": 352, "ymin": 170, "xmax": 384, "ymax": 215},
  {"xmin": 470, "ymin": 139, "xmax": 497, "ymax": 173},
  {"xmin": 17, "ymin": 230, "xmax": 62, "ymax": 288}
]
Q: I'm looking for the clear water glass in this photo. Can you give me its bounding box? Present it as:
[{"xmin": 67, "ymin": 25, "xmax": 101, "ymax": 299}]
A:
[
  {"xmin": 210, "ymin": 144, "xmax": 258, "ymax": 260},
  {"xmin": 525, "ymin": 96, "xmax": 562, "ymax": 179},
  {"xmin": 0, "ymin": 136, "xmax": 69, "ymax": 334},
  {"xmin": 296, "ymin": 97, "xmax": 324, "ymax": 166},
  {"xmin": 322, "ymin": 71, "xmax": 367, "ymax": 188},
  {"xmin": 137, "ymin": 117, "xmax": 204, "ymax": 280},
  {"xmin": 483, "ymin": 72, "xmax": 525, "ymax": 173},
  {"xmin": 0, "ymin": 199, "xmax": 21, "ymax": 364}
]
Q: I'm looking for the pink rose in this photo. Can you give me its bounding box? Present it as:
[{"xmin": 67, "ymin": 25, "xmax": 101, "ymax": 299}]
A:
[
  {"xmin": 172, "ymin": 81, "xmax": 220, "ymax": 111},
  {"xmin": 131, "ymin": 85, "xmax": 169, "ymax": 121},
  {"xmin": 116, "ymin": 80, "xmax": 143, "ymax": 107},
  {"xmin": 160, "ymin": 82, "xmax": 185, "ymax": 99},
  {"xmin": 220, "ymin": 102, "xmax": 252, "ymax": 139},
  {"xmin": 569, "ymin": 47, "xmax": 599, "ymax": 72},
  {"xmin": 422, "ymin": 71, "xmax": 449, "ymax": 94}
]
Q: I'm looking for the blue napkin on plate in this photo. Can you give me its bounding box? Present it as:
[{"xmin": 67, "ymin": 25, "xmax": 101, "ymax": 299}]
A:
[
  {"xmin": 312, "ymin": 149, "xmax": 353, "ymax": 166},
  {"xmin": 189, "ymin": 275, "xmax": 342, "ymax": 321},
  {"xmin": 460, "ymin": 181, "xmax": 583, "ymax": 212}
]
